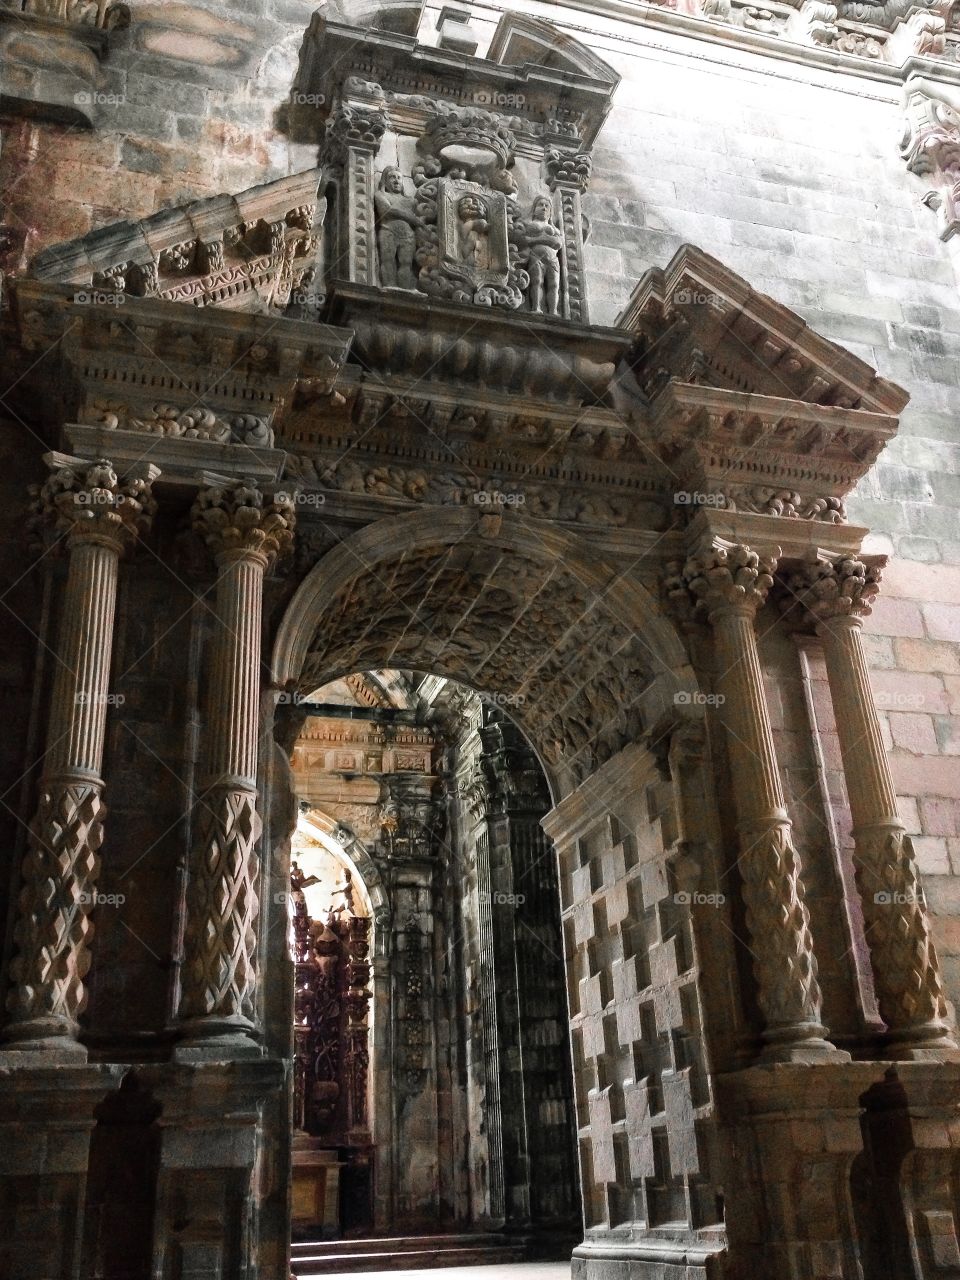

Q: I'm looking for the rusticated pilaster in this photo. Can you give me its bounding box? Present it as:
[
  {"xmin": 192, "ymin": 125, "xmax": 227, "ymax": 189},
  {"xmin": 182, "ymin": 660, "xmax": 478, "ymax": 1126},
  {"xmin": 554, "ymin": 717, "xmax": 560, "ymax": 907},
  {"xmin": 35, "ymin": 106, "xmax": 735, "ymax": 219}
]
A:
[
  {"xmin": 784, "ymin": 556, "xmax": 957, "ymax": 1059},
  {"xmin": 323, "ymin": 103, "xmax": 387, "ymax": 288},
  {"xmin": 3, "ymin": 456, "xmax": 157, "ymax": 1055},
  {"xmin": 545, "ymin": 148, "xmax": 591, "ymax": 324},
  {"xmin": 680, "ymin": 538, "xmax": 844, "ymax": 1062},
  {"xmin": 177, "ymin": 481, "xmax": 295, "ymax": 1053}
]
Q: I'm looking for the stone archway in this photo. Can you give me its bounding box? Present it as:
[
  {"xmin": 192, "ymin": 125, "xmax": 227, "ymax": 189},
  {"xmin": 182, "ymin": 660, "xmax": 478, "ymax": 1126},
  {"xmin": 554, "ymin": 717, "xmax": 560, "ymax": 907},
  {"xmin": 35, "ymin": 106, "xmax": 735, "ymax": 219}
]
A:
[
  {"xmin": 265, "ymin": 506, "xmax": 715, "ymax": 1270},
  {"xmin": 271, "ymin": 505, "xmax": 696, "ymax": 799}
]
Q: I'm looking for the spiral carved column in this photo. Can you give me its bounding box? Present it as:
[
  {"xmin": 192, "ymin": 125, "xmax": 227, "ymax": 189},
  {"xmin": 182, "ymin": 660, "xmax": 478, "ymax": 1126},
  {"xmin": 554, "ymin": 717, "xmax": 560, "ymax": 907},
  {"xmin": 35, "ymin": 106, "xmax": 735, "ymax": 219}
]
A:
[
  {"xmin": 176, "ymin": 481, "xmax": 295, "ymax": 1055},
  {"xmin": 681, "ymin": 538, "xmax": 845, "ymax": 1062},
  {"xmin": 785, "ymin": 556, "xmax": 957, "ymax": 1059},
  {"xmin": 3, "ymin": 456, "xmax": 158, "ymax": 1056}
]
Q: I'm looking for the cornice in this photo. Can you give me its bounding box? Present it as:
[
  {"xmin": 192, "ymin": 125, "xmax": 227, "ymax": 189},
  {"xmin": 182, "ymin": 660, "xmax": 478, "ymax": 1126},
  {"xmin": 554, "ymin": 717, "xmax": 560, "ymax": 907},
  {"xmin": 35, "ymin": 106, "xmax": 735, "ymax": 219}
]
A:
[{"xmin": 480, "ymin": 0, "xmax": 960, "ymax": 89}]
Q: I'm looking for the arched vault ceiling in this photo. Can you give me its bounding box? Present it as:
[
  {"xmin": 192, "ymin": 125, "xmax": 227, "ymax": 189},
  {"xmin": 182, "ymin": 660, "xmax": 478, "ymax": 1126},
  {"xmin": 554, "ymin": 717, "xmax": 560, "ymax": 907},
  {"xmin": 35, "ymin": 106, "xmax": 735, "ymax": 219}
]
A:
[{"xmin": 297, "ymin": 541, "xmax": 664, "ymax": 783}]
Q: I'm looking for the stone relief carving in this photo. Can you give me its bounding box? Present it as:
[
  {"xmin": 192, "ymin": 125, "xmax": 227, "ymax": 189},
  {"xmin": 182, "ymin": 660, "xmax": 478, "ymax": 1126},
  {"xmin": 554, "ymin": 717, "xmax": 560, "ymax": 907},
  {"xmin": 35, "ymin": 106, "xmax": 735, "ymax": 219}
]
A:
[
  {"xmin": 518, "ymin": 195, "xmax": 562, "ymax": 317},
  {"xmin": 901, "ymin": 74, "xmax": 960, "ymax": 240},
  {"xmin": 87, "ymin": 203, "xmax": 321, "ymax": 312},
  {"xmin": 375, "ymin": 167, "xmax": 418, "ymax": 290},
  {"xmin": 12, "ymin": 0, "xmax": 129, "ymax": 27}
]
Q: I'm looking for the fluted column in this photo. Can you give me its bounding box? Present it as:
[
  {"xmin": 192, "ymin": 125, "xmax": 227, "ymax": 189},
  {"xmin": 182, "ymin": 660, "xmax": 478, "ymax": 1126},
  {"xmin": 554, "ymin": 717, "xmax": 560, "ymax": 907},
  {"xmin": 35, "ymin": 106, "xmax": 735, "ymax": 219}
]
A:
[
  {"xmin": 785, "ymin": 556, "xmax": 957, "ymax": 1059},
  {"xmin": 176, "ymin": 481, "xmax": 295, "ymax": 1055},
  {"xmin": 680, "ymin": 538, "xmax": 845, "ymax": 1062},
  {"xmin": 3, "ymin": 455, "xmax": 158, "ymax": 1057}
]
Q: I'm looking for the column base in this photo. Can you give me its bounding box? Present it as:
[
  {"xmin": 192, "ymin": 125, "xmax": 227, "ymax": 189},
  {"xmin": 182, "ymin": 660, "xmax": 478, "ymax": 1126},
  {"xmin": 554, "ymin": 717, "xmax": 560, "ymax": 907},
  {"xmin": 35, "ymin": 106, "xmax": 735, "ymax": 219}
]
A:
[
  {"xmin": 173, "ymin": 1014, "xmax": 263, "ymax": 1062},
  {"xmin": 883, "ymin": 1023, "xmax": 960, "ymax": 1062},
  {"xmin": 0, "ymin": 1016, "xmax": 88, "ymax": 1063},
  {"xmin": 759, "ymin": 1022, "xmax": 851, "ymax": 1064}
]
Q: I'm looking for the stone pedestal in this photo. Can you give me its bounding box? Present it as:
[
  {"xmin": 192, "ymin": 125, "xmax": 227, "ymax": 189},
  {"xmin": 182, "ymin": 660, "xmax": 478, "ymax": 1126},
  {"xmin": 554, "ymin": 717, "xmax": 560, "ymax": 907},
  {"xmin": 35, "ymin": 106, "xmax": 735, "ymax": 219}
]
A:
[
  {"xmin": 291, "ymin": 1136, "xmax": 342, "ymax": 1238},
  {"xmin": 0, "ymin": 1063, "xmax": 125, "ymax": 1280}
]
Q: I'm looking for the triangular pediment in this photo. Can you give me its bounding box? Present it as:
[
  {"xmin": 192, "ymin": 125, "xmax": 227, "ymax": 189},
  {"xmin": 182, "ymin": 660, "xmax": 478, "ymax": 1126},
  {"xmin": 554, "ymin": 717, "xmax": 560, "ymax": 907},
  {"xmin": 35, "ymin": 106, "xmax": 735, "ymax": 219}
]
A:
[
  {"xmin": 618, "ymin": 244, "xmax": 907, "ymax": 415},
  {"xmin": 486, "ymin": 13, "xmax": 620, "ymax": 89},
  {"xmin": 28, "ymin": 169, "xmax": 323, "ymax": 314}
]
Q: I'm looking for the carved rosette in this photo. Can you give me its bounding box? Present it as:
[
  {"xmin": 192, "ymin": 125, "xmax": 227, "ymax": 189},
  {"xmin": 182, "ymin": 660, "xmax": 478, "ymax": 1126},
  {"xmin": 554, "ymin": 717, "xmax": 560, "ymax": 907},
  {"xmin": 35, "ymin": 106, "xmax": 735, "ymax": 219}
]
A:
[
  {"xmin": 679, "ymin": 539, "xmax": 840, "ymax": 1059},
  {"xmin": 4, "ymin": 456, "xmax": 158, "ymax": 1053},
  {"xmin": 784, "ymin": 556, "xmax": 956, "ymax": 1056},
  {"xmin": 178, "ymin": 482, "xmax": 295, "ymax": 1049}
]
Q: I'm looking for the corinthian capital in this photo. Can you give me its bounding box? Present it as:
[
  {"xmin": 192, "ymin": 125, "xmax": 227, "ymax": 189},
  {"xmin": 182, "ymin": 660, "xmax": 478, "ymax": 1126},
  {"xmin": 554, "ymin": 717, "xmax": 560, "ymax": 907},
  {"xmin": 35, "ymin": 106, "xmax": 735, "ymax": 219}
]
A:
[
  {"xmin": 36, "ymin": 455, "xmax": 158, "ymax": 550},
  {"xmin": 322, "ymin": 103, "xmax": 387, "ymax": 163},
  {"xmin": 681, "ymin": 537, "xmax": 779, "ymax": 620},
  {"xmin": 545, "ymin": 149, "xmax": 592, "ymax": 193},
  {"xmin": 192, "ymin": 480, "xmax": 296, "ymax": 565},
  {"xmin": 781, "ymin": 555, "xmax": 884, "ymax": 629}
]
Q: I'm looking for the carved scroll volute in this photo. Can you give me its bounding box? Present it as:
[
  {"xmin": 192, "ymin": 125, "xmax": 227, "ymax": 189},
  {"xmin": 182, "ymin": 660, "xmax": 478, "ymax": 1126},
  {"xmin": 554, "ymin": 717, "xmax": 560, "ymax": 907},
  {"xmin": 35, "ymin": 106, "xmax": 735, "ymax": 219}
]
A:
[
  {"xmin": 176, "ymin": 482, "xmax": 295, "ymax": 1056},
  {"xmin": 545, "ymin": 149, "xmax": 592, "ymax": 324},
  {"xmin": 782, "ymin": 556, "xmax": 958, "ymax": 1059},
  {"xmin": 3, "ymin": 456, "xmax": 158, "ymax": 1056},
  {"xmin": 324, "ymin": 102, "xmax": 388, "ymax": 288}
]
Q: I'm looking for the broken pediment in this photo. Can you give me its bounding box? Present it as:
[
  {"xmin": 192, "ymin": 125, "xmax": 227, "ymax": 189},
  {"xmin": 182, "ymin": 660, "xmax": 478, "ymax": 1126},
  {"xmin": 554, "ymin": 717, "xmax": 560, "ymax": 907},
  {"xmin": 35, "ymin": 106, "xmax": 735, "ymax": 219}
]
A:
[
  {"xmin": 615, "ymin": 243, "xmax": 907, "ymax": 525},
  {"xmin": 618, "ymin": 243, "xmax": 908, "ymax": 414},
  {"xmin": 295, "ymin": 13, "xmax": 619, "ymax": 150},
  {"xmin": 28, "ymin": 169, "xmax": 324, "ymax": 315}
]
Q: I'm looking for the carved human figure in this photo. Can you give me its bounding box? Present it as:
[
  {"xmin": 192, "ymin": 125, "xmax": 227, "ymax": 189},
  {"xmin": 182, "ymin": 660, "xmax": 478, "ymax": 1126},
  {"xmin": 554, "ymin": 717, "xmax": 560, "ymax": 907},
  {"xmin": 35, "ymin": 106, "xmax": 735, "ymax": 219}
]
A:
[
  {"xmin": 457, "ymin": 194, "xmax": 490, "ymax": 270},
  {"xmin": 374, "ymin": 167, "xmax": 418, "ymax": 289},
  {"xmin": 522, "ymin": 195, "xmax": 562, "ymax": 316}
]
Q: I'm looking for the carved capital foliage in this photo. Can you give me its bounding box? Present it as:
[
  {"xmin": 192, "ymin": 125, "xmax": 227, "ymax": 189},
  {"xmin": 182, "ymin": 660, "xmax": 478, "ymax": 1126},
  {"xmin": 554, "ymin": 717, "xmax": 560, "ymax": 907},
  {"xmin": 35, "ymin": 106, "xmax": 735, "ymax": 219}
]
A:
[
  {"xmin": 6, "ymin": 781, "xmax": 106, "ymax": 1031},
  {"xmin": 856, "ymin": 826, "xmax": 950, "ymax": 1033},
  {"xmin": 781, "ymin": 555, "xmax": 883, "ymax": 629},
  {"xmin": 192, "ymin": 481, "xmax": 296, "ymax": 565},
  {"xmin": 902, "ymin": 76, "xmax": 960, "ymax": 241},
  {"xmin": 181, "ymin": 787, "xmax": 261, "ymax": 1024},
  {"xmin": 323, "ymin": 104, "xmax": 388, "ymax": 161},
  {"xmin": 35, "ymin": 456, "xmax": 157, "ymax": 550},
  {"xmin": 681, "ymin": 538, "xmax": 779, "ymax": 620},
  {"xmin": 545, "ymin": 148, "xmax": 592, "ymax": 193}
]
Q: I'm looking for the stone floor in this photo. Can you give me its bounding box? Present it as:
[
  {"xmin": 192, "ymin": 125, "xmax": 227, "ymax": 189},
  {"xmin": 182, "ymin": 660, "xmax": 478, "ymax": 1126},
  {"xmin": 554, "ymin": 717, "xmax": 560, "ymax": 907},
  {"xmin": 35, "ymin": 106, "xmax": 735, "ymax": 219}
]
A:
[{"xmin": 303, "ymin": 1267, "xmax": 572, "ymax": 1279}]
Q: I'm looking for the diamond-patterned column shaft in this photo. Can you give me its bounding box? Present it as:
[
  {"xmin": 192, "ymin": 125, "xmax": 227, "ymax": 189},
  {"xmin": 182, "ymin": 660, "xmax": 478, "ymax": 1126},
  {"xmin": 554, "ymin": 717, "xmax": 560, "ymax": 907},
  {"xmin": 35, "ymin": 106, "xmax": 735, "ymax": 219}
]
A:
[
  {"xmin": 787, "ymin": 556, "xmax": 955, "ymax": 1057},
  {"xmin": 682, "ymin": 539, "xmax": 843, "ymax": 1063},
  {"xmin": 4, "ymin": 456, "xmax": 157, "ymax": 1052},
  {"xmin": 178, "ymin": 482, "xmax": 294, "ymax": 1046}
]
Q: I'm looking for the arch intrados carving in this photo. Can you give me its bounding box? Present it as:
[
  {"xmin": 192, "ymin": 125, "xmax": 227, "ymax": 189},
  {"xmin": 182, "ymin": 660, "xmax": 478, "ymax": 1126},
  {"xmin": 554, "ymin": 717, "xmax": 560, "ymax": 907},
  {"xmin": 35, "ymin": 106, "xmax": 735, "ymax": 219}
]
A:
[
  {"xmin": 272, "ymin": 508, "xmax": 688, "ymax": 683},
  {"xmin": 272, "ymin": 508, "xmax": 697, "ymax": 794}
]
